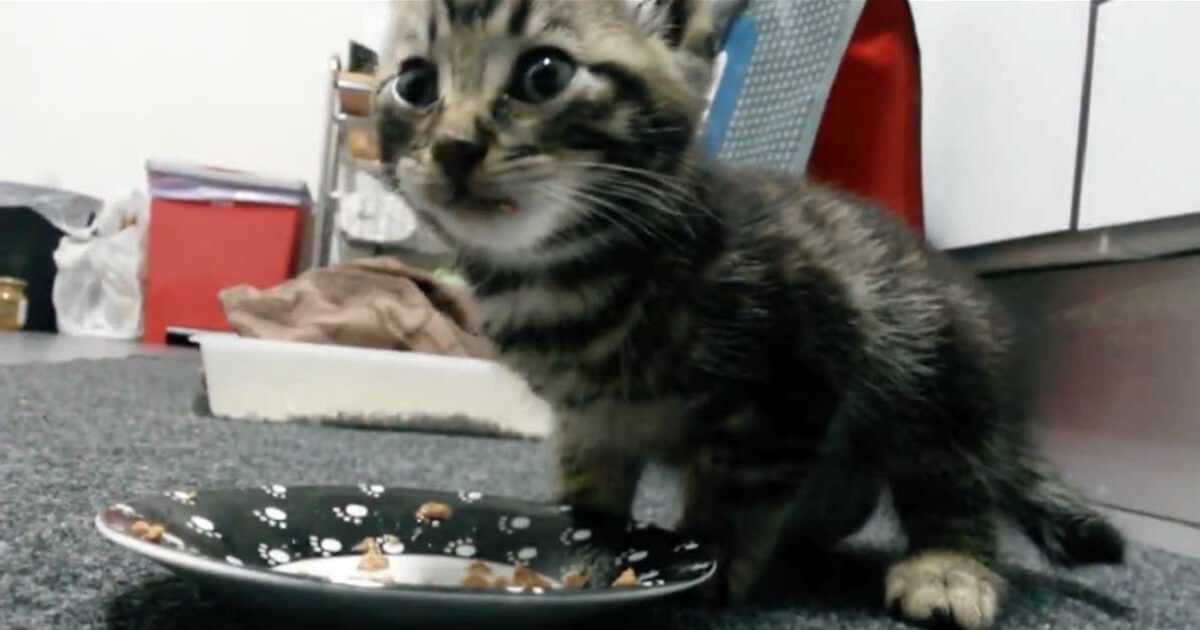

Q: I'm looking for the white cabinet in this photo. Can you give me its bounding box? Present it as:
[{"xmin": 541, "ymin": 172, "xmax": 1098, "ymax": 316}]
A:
[
  {"xmin": 913, "ymin": 1, "xmax": 1091, "ymax": 249},
  {"xmin": 1078, "ymin": 0, "xmax": 1200, "ymax": 230}
]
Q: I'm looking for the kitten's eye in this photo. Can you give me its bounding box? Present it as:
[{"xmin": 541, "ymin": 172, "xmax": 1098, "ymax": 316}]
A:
[
  {"xmin": 509, "ymin": 48, "xmax": 576, "ymax": 104},
  {"xmin": 393, "ymin": 58, "xmax": 439, "ymax": 108}
]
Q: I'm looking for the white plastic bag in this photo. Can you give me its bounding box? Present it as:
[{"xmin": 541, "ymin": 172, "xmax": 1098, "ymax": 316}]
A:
[{"xmin": 51, "ymin": 190, "xmax": 150, "ymax": 339}]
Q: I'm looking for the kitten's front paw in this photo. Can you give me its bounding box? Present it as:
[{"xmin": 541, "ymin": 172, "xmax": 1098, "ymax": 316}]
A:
[
  {"xmin": 692, "ymin": 568, "xmax": 729, "ymax": 605},
  {"xmin": 723, "ymin": 554, "xmax": 766, "ymax": 604},
  {"xmin": 688, "ymin": 549, "xmax": 761, "ymax": 606},
  {"xmin": 677, "ymin": 541, "xmax": 741, "ymax": 606},
  {"xmin": 885, "ymin": 551, "xmax": 1004, "ymax": 629}
]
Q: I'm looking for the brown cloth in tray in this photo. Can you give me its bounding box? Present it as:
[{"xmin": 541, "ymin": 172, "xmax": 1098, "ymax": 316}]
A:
[{"xmin": 219, "ymin": 257, "xmax": 494, "ymax": 359}]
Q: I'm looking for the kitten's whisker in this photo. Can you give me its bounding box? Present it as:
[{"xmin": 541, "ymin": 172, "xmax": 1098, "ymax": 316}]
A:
[
  {"xmin": 538, "ymin": 185, "xmax": 649, "ymax": 247},
  {"xmin": 584, "ymin": 177, "xmax": 703, "ymax": 237},
  {"xmin": 575, "ymin": 161, "xmax": 694, "ymax": 192},
  {"xmin": 638, "ymin": 125, "xmax": 691, "ymax": 136},
  {"xmin": 582, "ymin": 172, "xmax": 694, "ymax": 207},
  {"xmin": 585, "ymin": 176, "xmax": 693, "ymax": 215},
  {"xmin": 575, "ymin": 162, "xmax": 709, "ymax": 217},
  {"xmin": 542, "ymin": 183, "xmax": 665, "ymax": 245},
  {"xmin": 571, "ymin": 188, "xmax": 688, "ymax": 249}
]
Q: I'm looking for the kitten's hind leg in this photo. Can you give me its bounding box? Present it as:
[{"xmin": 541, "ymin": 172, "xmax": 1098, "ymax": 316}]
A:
[{"xmin": 886, "ymin": 470, "xmax": 1004, "ymax": 630}]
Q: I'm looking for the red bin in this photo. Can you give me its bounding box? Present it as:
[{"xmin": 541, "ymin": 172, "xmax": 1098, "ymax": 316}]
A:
[{"xmin": 142, "ymin": 160, "xmax": 310, "ymax": 344}]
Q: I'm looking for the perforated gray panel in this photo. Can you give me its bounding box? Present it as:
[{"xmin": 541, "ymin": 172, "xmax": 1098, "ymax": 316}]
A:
[{"xmin": 718, "ymin": 0, "xmax": 865, "ymax": 174}]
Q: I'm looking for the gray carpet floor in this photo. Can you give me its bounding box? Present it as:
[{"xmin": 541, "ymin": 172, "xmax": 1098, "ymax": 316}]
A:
[{"xmin": 2, "ymin": 357, "xmax": 1198, "ymax": 629}]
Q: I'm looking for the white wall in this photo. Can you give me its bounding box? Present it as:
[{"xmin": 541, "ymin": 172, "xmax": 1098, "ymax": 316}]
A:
[{"xmin": 0, "ymin": 1, "xmax": 392, "ymax": 199}]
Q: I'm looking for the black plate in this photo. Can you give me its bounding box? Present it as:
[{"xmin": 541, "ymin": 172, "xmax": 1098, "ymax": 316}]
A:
[{"xmin": 96, "ymin": 485, "xmax": 716, "ymax": 625}]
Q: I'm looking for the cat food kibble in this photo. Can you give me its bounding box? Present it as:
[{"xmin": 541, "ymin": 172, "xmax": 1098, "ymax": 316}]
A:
[
  {"xmin": 355, "ymin": 538, "xmax": 389, "ymax": 572},
  {"xmin": 466, "ymin": 561, "xmax": 492, "ymax": 575},
  {"xmin": 462, "ymin": 560, "xmax": 494, "ymax": 589},
  {"xmin": 563, "ymin": 570, "xmax": 588, "ymax": 589},
  {"xmin": 416, "ymin": 501, "xmax": 453, "ymax": 521},
  {"xmin": 611, "ymin": 568, "xmax": 638, "ymax": 587},
  {"xmin": 129, "ymin": 520, "xmax": 164, "ymax": 543},
  {"xmin": 461, "ymin": 573, "xmax": 491, "ymax": 590},
  {"xmin": 513, "ymin": 565, "xmax": 553, "ymax": 590},
  {"xmin": 458, "ymin": 561, "xmax": 558, "ymax": 592}
]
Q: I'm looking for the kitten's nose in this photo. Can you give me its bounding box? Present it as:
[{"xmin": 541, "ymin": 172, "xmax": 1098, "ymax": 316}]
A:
[{"xmin": 432, "ymin": 138, "xmax": 487, "ymax": 191}]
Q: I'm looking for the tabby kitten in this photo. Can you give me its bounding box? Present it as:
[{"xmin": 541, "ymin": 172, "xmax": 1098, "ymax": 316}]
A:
[{"xmin": 374, "ymin": 1, "xmax": 1124, "ymax": 628}]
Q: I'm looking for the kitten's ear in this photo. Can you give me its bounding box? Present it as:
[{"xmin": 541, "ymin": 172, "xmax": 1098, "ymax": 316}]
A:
[
  {"xmin": 348, "ymin": 40, "xmax": 380, "ymax": 73},
  {"xmin": 625, "ymin": 0, "xmax": 718, "ymax": 98},
  {"xmin": 626, "ymin": 0, "xmax": 718, "ymax": 61}
]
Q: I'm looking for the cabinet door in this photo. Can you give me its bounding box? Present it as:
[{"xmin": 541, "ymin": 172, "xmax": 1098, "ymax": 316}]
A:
[
  {"xmin": 1078, "ymin": 1, "xmax": 1200, "ymax": 230},
  {"xmin": 913, "ymin": 1, "xmax": 1090, "ymax": 249}
]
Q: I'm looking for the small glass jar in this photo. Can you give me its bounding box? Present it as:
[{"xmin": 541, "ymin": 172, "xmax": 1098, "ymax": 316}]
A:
[{"xmin": 0, "ymin": 276, "xmax": 28, "ymax": 331}]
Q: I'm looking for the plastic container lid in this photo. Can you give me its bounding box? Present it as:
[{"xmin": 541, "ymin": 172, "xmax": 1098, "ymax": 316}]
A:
[{"xmin": 145, "ymin": 159, "xmax": 312, "ymax": 207}]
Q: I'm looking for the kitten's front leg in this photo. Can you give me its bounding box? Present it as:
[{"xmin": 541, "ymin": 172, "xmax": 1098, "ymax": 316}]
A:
[
  {"xmin": 554, "ymin": 428, "xmax": 643, "ymax": 519},
  {"xmin": 679, "ymin": 457, "xmax": 795, "ymax": 603}
]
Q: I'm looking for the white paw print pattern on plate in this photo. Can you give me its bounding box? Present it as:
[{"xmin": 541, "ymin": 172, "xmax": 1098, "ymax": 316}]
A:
[
  {"xmin": 457, "ymin": 490, "xmax": 484, "ymax": 503},
  {"xmin": 555, "ymin": 504, "xmax": 573, "ymax": 513},
  {"xmin": 333, "ymin": 503, "xmax": 369, "ymax": 525},
  {"xmin": 673, "ymin": 541, "xmax": 700, "ymax": 553},
  {"xmin": 308, "ymin": 536, "xmax": 344, "ymax": 557},
  {"xmin": 353, "ymin": 535, "xmax": 406, "ymax": 555},
  {"xmin": 638, "ymin": 570, "xmax": 665, "ymax": 587},
  {"xmin": 380, "ymin": 535, "xmax": 405, "ymax": 555},
  {"xmin": 443, "ymin": 538, "xmax": 477, "ymax": 558},
  {"xmin": 257, "ymin": 543, "xmax": 291, "ymax": 566},
  {"xmin": 186, "ymin": 516, "xmax": 222, "ymax": 539},
  {"xmin": 558, "ymin": 528, "xmax": 592, "ymax": 546},
  {"xmin": 260, "ymin": 484, "xmax": 288, "ymax": 499},
  {"xmin": 253, "ymin": 506, "xmax": 288, "ymax": 529},
  {"xmin": 613, "ymin": 549, "xmax": 649, "ymax": 566},
  {"xmin": 504, "ymin": 546, "xmax": 539, "ymax": 564},
  {"xmin": 358, "ymin": 484, "xmax": 385, "ymax": 498},
  {"xmin": 225, "ymin": 555, "xmax": 244, "ymax": 567},
  {"xmin": 680, "ymin": 561, "xmax": 715, "ymax": 574},
  {"xmin": 166, "ymin": 490, "xmax": 197, "ymax": 506},
  {"xmin": 498, "ymin": 515, "xmax": 532, "ymax": 535}
]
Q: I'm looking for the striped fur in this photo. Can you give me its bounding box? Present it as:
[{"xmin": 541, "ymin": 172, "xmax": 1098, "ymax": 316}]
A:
[{"xmin": 373, "ymin": 2, "xmax": 1123, "ymax": 628}]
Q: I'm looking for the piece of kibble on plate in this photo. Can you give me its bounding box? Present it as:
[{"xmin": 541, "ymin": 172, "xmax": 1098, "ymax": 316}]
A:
[
  {"xmin": 355, "ymin": 538, "xmax": 389, "ymax": 572},
  {"xmin": 466, "ymin": 561, "xmax": 492, "ymax": 575},
  {"xmin": 611, "ymin": 568, "xmax": 638, "ymax": 587},
  {"xmin": 513, "ymin": 565, "xmax": 554, "ymax": 590},
  {"xmin": 129, "ymin": 520, "xmax": 164, "ymax": 543},
  {"xmin": 416, "ymin": 501, "xmax": 453, "ymax": 521},
  {"xmin": 461, "ymin": 573, "xmax": 491, "ymax": 589},
  {"xmin": 563, "ymin": 570, "xmax": 588, "ymax": 589}
]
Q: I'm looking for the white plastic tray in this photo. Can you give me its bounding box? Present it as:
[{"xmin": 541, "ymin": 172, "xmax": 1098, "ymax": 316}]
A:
[{"xmin": 194, "ymin": 334, "xmax": 553, "ymax": 439}]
